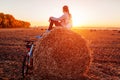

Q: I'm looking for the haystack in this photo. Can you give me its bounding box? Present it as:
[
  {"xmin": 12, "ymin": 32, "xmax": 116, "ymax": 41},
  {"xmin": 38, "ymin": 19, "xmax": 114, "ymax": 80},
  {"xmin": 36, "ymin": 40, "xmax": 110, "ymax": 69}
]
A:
[{"xmin": 33, "ymin": 27, "xmax": 91, "ymax": 80}]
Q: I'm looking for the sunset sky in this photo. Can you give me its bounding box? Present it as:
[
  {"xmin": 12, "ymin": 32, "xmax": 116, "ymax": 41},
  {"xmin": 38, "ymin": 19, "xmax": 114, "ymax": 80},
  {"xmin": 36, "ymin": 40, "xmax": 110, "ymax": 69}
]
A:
[{"xmin": 1, "ymin": 0, "xmax": 120, "ymax": 27}]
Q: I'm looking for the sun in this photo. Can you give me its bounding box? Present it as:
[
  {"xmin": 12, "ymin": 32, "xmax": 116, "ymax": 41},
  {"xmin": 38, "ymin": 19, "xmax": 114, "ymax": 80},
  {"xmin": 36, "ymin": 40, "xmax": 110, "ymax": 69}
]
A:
[
  {"xmin": 72, "ymin": 15, "xmax": 85, "ymax": 27},
  {"xmin": 71, "ymin": 12, "xmax": 88, "ymax": 27},
  {"xmin": 72, "ymin": 17, "xmax": 81, "ymax": 27}
]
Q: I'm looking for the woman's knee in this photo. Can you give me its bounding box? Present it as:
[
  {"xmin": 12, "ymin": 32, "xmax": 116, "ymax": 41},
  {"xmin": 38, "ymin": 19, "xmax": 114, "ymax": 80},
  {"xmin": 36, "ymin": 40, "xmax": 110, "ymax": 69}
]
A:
[{"xmin": 49, "ymin": 17, "xmax": 54, "ymax": 22}]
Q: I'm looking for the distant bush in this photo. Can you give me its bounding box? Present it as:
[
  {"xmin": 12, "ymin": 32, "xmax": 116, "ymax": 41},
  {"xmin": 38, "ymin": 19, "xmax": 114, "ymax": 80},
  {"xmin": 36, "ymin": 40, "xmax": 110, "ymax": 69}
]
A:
[{"xmin": 0, "ymin": 13, "xmax": 30, "ymax": 28}]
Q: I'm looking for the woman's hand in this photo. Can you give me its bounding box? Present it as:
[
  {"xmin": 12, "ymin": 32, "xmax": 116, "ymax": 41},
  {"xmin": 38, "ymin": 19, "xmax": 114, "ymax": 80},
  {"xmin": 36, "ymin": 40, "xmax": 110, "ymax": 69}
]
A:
[{"xmin": 49, "ymin": 17, "xmax": 53, "ymax": 22}]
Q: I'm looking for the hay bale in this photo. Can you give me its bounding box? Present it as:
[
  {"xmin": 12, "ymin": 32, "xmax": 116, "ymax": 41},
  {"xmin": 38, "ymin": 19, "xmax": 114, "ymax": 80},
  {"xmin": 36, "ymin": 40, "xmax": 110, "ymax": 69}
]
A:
[{"xmin": 33, "ymin": 27, "xmax": 91, "ymax": 80}]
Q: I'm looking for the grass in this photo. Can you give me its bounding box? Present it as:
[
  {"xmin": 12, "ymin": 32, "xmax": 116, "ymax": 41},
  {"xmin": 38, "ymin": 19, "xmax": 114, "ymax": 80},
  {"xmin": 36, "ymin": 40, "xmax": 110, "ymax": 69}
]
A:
[{"xmin": 0, "ymin": 28, "xmax": 120, "ymax": 79}]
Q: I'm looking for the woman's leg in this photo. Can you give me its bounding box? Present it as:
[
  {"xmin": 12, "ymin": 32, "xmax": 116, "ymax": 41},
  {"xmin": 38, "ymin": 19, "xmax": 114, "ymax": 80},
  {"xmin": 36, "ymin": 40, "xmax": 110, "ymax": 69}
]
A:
[{"xmin": 48, "ymin": 18, "xmax": 61, "ymax": 30}]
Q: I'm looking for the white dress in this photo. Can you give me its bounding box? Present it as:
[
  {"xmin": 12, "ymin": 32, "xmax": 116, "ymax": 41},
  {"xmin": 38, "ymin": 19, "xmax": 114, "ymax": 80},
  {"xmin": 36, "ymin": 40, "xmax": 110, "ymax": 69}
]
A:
[{"xmin": 50, "ymin": 12, "xmax": 72, "ymax": 29}]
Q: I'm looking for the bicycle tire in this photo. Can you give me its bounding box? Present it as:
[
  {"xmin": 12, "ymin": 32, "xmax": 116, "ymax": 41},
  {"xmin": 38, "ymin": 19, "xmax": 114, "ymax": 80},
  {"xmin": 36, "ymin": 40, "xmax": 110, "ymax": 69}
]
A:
[{"xmin": 22, "ymin": 55, "xmax": 29, "ymax": 78}]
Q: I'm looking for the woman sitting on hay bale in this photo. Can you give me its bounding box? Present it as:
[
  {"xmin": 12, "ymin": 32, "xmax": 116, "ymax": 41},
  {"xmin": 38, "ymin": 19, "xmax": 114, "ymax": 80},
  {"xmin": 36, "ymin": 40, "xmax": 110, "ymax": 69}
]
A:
[{"xmin": 47, "ymin": 5, "xmax": 72, "ymax": 31}]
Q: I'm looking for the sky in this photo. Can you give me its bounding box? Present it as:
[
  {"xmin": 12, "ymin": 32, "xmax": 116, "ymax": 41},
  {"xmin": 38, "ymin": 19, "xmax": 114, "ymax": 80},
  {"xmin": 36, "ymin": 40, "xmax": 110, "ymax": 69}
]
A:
[{"xmin": 0, "ymin": 0, "xmax": 120, "ymax": 27}]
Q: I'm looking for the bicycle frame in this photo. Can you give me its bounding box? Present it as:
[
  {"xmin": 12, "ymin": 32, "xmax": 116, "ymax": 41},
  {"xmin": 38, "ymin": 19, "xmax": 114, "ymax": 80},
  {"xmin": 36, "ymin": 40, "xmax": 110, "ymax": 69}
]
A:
[
  {"xmin": 22, "ymin": 40, "xmax": 34, "ymax": 79},
  {"xmin": 28, "ymin": 44, "xmax": 34, "ymax": 64}
]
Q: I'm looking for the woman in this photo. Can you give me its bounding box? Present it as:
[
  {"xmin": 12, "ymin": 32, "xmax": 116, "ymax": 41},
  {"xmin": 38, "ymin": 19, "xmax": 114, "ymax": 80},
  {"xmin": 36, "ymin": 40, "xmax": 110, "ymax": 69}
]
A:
[{"xmin": 48, "ymin": 5, "xmax": 72, "ymax": 30}]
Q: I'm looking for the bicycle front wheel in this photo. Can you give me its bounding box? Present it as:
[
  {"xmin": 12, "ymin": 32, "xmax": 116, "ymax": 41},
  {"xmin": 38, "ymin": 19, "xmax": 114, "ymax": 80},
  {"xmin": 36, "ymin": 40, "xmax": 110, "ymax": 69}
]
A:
[{"xmin": 22, "ymin": 55, "xmax": 29, "ymax": 78}]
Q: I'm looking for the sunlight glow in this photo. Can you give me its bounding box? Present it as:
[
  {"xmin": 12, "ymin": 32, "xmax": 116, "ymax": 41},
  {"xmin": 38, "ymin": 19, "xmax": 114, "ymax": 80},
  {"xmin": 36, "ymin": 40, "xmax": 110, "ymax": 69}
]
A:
[{"xmin": 72, "ymin": 12, "xmax": 88, "ymax": 27}]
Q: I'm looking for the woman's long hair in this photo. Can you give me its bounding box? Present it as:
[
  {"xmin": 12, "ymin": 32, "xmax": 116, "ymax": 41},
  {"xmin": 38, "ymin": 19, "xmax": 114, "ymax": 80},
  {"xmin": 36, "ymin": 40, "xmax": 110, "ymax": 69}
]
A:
[{"xmin": 63, "ymin": 5, "xmax": 72, "ymax": 18}]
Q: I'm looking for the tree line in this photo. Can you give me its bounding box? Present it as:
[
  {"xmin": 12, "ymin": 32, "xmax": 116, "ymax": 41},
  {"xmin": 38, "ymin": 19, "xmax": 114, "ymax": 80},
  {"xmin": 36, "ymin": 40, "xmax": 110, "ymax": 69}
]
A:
[{"xmin": 0, "ymin": 13, "xmax": 30, "ymax": 28}]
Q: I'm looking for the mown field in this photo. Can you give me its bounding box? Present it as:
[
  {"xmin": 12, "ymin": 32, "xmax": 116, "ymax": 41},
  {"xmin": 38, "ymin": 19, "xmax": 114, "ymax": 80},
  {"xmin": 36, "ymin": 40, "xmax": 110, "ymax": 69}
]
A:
[{"xmin": 0, "ymin": 28, "xmax": 120, "ymax": 80}]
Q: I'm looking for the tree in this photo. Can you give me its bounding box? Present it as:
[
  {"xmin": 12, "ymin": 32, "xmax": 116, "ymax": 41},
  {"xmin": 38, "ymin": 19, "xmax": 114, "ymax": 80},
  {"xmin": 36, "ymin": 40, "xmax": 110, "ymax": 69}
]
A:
[{"xmin": 0, "ymin": 12, "xmax": 31, "ymax": 28}]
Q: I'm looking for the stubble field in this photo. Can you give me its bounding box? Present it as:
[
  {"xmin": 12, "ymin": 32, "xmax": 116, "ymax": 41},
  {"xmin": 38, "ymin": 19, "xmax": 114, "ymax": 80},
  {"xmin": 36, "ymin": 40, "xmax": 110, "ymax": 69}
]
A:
[{"xmin": 0, "ymin": 28, "xmax": 120, "ymax": 80}]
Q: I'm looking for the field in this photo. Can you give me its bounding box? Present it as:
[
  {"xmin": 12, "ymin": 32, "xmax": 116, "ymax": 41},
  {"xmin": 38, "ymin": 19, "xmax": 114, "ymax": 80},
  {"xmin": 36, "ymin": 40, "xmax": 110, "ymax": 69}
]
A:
[{"xmin": 0, "ymin": 28, "xmax": 120, "ymax": 80}]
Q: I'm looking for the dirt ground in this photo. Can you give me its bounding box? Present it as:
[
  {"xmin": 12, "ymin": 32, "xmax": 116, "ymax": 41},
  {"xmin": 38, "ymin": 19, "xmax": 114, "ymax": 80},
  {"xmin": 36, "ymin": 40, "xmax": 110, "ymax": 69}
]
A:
[{"xmin": 0, "ymin": 28, "xmax": 120, "ymax": 80}]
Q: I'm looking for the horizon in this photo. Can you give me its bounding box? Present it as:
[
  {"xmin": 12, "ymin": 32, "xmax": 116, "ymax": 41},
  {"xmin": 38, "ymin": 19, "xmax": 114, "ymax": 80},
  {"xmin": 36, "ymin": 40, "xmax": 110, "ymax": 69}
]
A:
[{"xmin": 1, "ymin": 0, "xmax": 120, "ymax": 28}]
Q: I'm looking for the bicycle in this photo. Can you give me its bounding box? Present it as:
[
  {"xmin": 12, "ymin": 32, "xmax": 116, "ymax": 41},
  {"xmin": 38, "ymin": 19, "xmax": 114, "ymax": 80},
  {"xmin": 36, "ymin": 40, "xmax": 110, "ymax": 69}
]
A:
[
  {"xmin": 22, "ymin": 40, "xmax": 35, "ymax": 79},
  {"xmin": 22, "ymin": 30, "xmax": 49, "ymax": 79}
]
